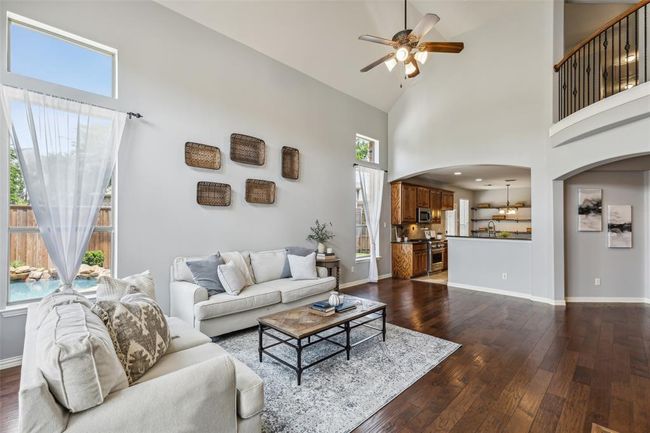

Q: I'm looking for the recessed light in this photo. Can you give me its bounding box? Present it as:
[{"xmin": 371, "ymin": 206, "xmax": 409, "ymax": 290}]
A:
[
  {"xmin": 475, "ymin": 178, "xmax": 483, "ymax": 182},
  {"xmin": 453, "ymin": 172, "xmax": 462, "ymax": 176}
]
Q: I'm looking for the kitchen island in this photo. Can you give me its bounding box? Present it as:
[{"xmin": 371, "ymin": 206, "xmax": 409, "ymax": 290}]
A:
[{"xmin": 447, "ymin": 236, "xmax": 532, "ymax": 299}]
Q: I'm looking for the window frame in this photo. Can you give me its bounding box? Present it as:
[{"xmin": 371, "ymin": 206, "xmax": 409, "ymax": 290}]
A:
[
  {"xmin": 354, "ymin": 133, "xmax": 381, "ymax": 263},
  {"xmin": 355, "ymin": 133, "xmax": 380, "ymax": 166},
  {"xmin": 1, "ymin": 13, "xmax": 119, "ymax": 312},
  {"xmin": 6, "ymin": 11, "xmax": 119, "ymax": 98}
]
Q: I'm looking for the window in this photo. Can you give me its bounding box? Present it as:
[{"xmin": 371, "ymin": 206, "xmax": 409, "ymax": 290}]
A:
[
  {"xmin": 355, "ymin": 134, "xmax": 379, "ymax": 164},
  {"xmin": 355, "ymin": 134, "xmax": 380, "ymax": 261},
  {"xmin": 4, "ymin": 14, "xmax": 118, "ymax": 304},
  {"xmin": 7, "ymin": 13, "xmax": 117, "ymax": 97}
]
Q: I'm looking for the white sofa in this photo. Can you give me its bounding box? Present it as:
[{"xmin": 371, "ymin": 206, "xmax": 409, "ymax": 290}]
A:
[
  {"xmin": 19, "ymin": 304, "xmax": 264, "ymax": 433},
  {"xmin": 170, "ymin": 252, "xmax": 337, "ymax": 337}
]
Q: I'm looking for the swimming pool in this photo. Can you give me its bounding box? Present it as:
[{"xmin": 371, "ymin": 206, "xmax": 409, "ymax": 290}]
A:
[{"xmin": 9, "ymin": 279, "xmax": 98, "ymax": 303}]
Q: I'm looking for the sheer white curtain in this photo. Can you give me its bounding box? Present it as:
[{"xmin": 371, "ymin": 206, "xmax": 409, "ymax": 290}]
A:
[
  {"xmin": 356, "ymin": 166, "xmax": 384, "ymax": 283},
  {"xmin": 1, "ymin": 86, "xmax": 126, "ymax": 291}
]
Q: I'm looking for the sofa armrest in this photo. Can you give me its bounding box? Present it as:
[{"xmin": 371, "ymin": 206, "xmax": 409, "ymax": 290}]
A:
[
  {"xmin": 170, "ymin": 281, "xmax": 209, "ymax": 328},
  {"xmin": 66, "ymin": 355, "xmax": 237, "ymax": 433}
]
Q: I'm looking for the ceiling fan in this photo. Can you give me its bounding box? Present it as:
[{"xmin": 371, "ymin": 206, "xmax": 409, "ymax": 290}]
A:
[{"xmin": 359, "ymin": 0, "xmax": 464, "ymax": 79}]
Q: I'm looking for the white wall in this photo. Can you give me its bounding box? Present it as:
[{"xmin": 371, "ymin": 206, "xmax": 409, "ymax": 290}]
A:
[
  {"xmin": 0, "ymin": 1, "xmax": 389, "ymax": 361},
  {"xmin": 565, "ymin": 171, "xmax": 648, "ymax": 300},
  {"xmin": 564, "ymin": 3, "xmax": 631, "ymax": 53}
]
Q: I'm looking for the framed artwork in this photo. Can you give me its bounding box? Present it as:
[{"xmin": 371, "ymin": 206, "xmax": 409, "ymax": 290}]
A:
[
  {"xmin": 578, "ymin": 188, "xmax": 602, "ymax": 232},
  {"xmin": 607, "ymin": 205, "xmax": 632, "ymax": 248}
]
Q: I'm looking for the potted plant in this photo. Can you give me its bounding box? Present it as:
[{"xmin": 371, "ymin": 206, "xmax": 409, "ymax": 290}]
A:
[{"xmin": 307, "ymin": 220, "xmax": 335, "ymax": 253}]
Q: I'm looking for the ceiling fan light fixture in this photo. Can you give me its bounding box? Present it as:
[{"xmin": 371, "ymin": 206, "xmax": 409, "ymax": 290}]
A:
[
  {"xmin": 404, "ymin": 60, "xmax": 417, "ymax": 76},
  {"xmin": 385, "ymin": 57, "xmax": 397, "ymax": 71},
  {"xmin": 414, "ymin": 50, "xmax": 428, "ymax": 64},
  {"xmin": 395, "ymin": 46, "xmax": 410, "ymax": 62}
]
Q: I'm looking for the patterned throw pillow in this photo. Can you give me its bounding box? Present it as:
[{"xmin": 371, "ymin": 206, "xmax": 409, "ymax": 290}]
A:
[{"xmin": 92, "ymin": 292, "xmax": 170, "ymax": 384}]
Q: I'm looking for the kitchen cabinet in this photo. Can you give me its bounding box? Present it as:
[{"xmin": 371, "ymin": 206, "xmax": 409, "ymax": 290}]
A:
[
  {"xmin": 430, "ymin": 190, "xmax": 442, "ymax": 224},
  {"xmin": 441, "ymin": 191, "xmax": 454, "ymax": 210},
  {"xmin": 416, "ymin": 187, "xmax": 430, "ymax": 208},
  {"xmin": 391, "ymin": 182, "xmax": 417, "ymax": 224},
  {"xmin": 392, "ymin": 242, "xmax": 428, "ymax": 279}
]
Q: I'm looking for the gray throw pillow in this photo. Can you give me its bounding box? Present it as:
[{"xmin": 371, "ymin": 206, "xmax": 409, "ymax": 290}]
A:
[
  {"xmin": 186, "ymin": 254, "xmax": 225, "ymax": 296},
  {"xmin": 281, "ymin": 246, "xmax": 316, "ymax": 278}
]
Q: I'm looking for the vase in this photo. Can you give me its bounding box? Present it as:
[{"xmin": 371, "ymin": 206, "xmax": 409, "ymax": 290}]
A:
[
  {"xmin": 328, "ymin": 291, "xmax": 341, "ymax": 307},
  {"xmin": 317, "ymin": 242, "xmax": 326, "ymax": 253}
]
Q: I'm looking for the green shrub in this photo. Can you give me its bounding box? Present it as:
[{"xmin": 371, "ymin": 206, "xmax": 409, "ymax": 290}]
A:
[
  {"xmin": 10, "ymin": 260, "xmax": 24, "ymax": 268},
  {"xmin": 82, "ymin": 250, "xmax": 105, "ymax": 267}
]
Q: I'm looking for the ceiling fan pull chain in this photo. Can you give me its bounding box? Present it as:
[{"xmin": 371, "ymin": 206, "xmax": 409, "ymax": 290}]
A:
[{"xmin": 404, "ymin": 0, "xmax": 407, "ymax": 30}]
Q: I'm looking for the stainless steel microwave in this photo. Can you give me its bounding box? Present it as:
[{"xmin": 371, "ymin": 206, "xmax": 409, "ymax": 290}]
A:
[{"xmin": 417, "ymin": 207, "xmax": 432, "ymax": 223}]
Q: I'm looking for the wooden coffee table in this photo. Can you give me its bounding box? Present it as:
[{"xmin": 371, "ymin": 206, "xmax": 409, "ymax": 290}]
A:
[{"xmin": 257, "ymin": 295, "xmax": 387, "ymax": 385}]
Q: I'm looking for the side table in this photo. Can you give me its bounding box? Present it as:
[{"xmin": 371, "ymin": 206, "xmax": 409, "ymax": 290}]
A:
[{"xmin": 316, "ymin": 258, "xmax": 341, "ymax": 291}]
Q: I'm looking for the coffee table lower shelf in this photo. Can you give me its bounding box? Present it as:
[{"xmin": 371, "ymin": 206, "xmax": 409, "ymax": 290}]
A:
[{"xmin": 258, "ymin": 307, "xmax": 386, "ymax": 385}]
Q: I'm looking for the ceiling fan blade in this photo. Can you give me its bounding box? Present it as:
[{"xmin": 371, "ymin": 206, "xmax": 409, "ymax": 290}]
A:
[
  {"xmin": 358, "ymin": 35, "xmax": 398, "ymax": 47},
  {"xmin": 360, "ymin": 52, "xmax": 396, "ymax": 72},
  {"xmin": 419, "ymin": 42, "xmax": 464, "ymax": 53},
  {"xmin": 410, "ymin": 13, "xmax": 440, "ymax": 41}
]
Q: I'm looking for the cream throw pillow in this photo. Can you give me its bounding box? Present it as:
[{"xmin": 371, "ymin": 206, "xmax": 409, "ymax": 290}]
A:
[
  {"xmin": 96, "ymin": 270, "xmax": 156, "ymax": 301},
  {"xmin": 217, "ymin": 261, "xmax": 246, "ymax": 295},
  {"xmin": 37, "ymin": 301, "xmax": 128, "ymax": 412},
  {"xmin": 288, "ymin": 252, "xmax": 318, "ymax": 280},
  {"xmin": 221, "ymin": 251, "xmax": 255, "ymax": 286},
  {"xmin": 250, "ymin": 249, "xmax": 288, "ymax": 283},
  {"xmin": 92, "ymin": 292, "xmax": 170, "ymax": 384}
]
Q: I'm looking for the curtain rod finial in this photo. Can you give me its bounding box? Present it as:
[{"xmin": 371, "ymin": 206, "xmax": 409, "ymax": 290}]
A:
[{"xmin": 127, "ymin": 112, "xmax": 143, "ymax": 119}]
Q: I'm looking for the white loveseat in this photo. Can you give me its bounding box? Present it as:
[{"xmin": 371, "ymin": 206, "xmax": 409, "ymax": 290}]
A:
[
  {"xmin": 170, "ymin": 251, "xmax": 337, "ymax": 337},
  {"xmin": 20, "ymin": 304, "xmax": 264, "ymax": 433}
]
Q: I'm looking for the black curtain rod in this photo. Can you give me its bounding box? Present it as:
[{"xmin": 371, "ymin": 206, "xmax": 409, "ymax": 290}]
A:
[
  {"xmin": 3, "ymin": 84, "xmax": 143, "ymax": 120},
  {"xmin": 353, "ymin": 163, "xmax": 388, "ymax": 173}
]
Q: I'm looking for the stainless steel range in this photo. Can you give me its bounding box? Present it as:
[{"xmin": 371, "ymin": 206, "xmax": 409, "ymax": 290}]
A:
[{"xmin": 427, "ymin": 240, "xmax": 445, "ymax": 274}]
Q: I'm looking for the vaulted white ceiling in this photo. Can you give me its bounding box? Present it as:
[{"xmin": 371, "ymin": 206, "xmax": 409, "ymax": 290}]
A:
[{"xmin": 158, "ymin": 1, "xmax": 506, "ymax": 112}]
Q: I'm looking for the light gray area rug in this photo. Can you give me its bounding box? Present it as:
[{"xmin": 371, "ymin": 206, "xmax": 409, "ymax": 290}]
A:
[{"xmin": 216, "ymin": 323, "xmax": 460, "ymax": 433}]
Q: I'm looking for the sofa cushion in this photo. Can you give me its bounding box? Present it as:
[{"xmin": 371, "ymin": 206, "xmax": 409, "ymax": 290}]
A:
[
  {"xmin": 194, "ymin": 284, "xmax": 282, "ymax": 320},
  {"xmin": 36, "ymin": 289, "xmax": 92, "ymax": 326},
  {"xmin": 218, "ymin": 261, "xmax": 247, "ymax": 295},
  {"xmin": 187, "ymin": 254, "xmax": 225, "ymax": 296},
  {"xmin": 166, "ymin": 316, "xmax": 211, "ymax": 354},
  {"xmin": 222, "ymin": 251, "xmax": 255, "ymax": 286},
  {"xmin": 250, "ymin": 249, "xmax": 287, "ymax": 283},
  {"xmin": 37, "ymin": 301, "xmax": 128, "ymax": 412},
  {"xmin": 92, "ymin": 292, "xmax": 170, "ymax": 384},
  {"xmin": 252, "ymin": 277, "xmax": 336, "ymax": 304},
  {"xmin": 281, "ymin": 246, "xmax": 315, "ymax": 278},
  {"xmin": 288, "ymin": 252, "xmax": 318, "ymax": 280},
  {"xmin": 135, "ymin": 343, "xmax": 264, "ymax": 419}
]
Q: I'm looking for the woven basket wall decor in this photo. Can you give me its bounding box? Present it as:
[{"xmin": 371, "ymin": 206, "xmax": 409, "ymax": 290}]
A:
[
  {"xmin": 230, "ymin": 134, "xmax": 265, "ymax": 166},
  {"xmin": 245, "ymin": 179, "xmax": 275, "ymax": 204},
  {"xmin": 185, "ymin": 142, "xmax": 221, "ymax": 170},
  {"xmin": 281, "ymin": 146, "xmax": 299, "ymax": 180},
  {"xmin": 196, "ymin": 182, "xmax": 231, "ymax": 206}
]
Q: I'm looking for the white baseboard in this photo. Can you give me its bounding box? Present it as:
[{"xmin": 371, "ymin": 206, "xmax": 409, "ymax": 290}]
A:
[
  {"xmin": 0, "ymin": 355, "xmax": 22, "ymax": 370},
  {"xmin": 340, "ymin": 273, "xmax": 392, "ymax": 290},
  {"xmin": 447, "ymin": 282, "xmax": 566, "ymax": 306},
  {"xmin": 566, "ymin": 297, "xmax": 650, "ymax": 304}
]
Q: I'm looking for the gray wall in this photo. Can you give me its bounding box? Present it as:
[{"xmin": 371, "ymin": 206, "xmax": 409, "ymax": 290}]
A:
[
  {"xmin": 0, "ymin": 1, "xmax": 389, "ymax": 361},
  {"xmin": 564, "ymin": 171, "xmax": 647, "ymax": 300}
]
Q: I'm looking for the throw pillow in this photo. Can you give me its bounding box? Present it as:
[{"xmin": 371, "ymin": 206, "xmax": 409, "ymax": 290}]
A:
[
  {"xmin": 221, "ymin": 251, "xmax": 255, "ymax": 286},
  {"xmin": 96, "ymin": 270, "xmax": 156, "ymax": 301},
  {"xmin": 38, "ymin": 301, "xmax": 128, "ymax": 412},
  {"xmin": 92, "ymin": 292, "xmax": 170, "ymax": 384},
  {"xmin": 281, "ymin": 246, "xmax": 315, "ymax": 278},
  {"xmin": 250, "ymin": 249, "xmax": 287, "ymax": 283},
  {"xmin": 186, "ymin": 254, "xmax": 225, "ymax": 296},
  {"xmin": 217, "ymin": 261, "xmax": 246, "ymax": 295},
  {"xmin": 288, "ymin": 252, "xmax": 318, "ymax": 280}
]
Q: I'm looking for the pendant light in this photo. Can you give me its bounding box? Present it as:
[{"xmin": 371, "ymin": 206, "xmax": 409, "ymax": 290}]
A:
[{"xmin": 499, "ymin": 184, "xmax": 517, "ymax": 215}]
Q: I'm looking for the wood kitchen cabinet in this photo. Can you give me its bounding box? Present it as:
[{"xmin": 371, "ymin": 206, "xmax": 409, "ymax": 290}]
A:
[
  {"xmin": 392, "ymin": 242, "xmax": 428, "ymax": 279},
  {"xmin": 441, "ymin": 191, "xmax": 454, "ymax": 210},
  {"xmin": 416, "ymin": 187, "xmax": 430, "ymax": 208},
  {"xmin": 430, "ymin": 189, "xmax": 442, "ymax": 224},
  {"xmin": 391, "ymin": 182, "xmax": 417, "ymax": 224}
]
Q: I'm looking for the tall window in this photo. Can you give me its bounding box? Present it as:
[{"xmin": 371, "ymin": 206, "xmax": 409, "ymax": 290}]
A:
[
  {"xmin": 5, "ymin": 14, "xmax": 117, "ymax": 304},
  {"xmin": 355, "ymin": 134, "xmax": 379, "ymax": 260},
  {"xmin": 7, "ymin": 12, "xmax": 117, "ymax": 97}
]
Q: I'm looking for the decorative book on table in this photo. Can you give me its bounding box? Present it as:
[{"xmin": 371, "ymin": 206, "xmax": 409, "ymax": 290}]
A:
[
  {"xmin": 335, "ymin": 302, "xmax": 356, "ymax": 313},
  {"xmin": 310, "ymin": 301, "xmax": 335, "ymax": 316}
]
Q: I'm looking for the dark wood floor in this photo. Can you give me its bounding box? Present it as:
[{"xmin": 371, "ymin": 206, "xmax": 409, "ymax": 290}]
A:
[{"xmin": 1, "ymin": 278, "xmax": 649, "ymax": 433}]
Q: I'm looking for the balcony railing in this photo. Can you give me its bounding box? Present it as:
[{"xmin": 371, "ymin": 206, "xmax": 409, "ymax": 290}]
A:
[{"xmin": 555, "ymin": 0, "xmax": 648, "ymax": 120}]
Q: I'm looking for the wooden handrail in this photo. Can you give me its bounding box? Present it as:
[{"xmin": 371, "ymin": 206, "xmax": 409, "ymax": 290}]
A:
[{"xmin": 554, "ymin": 0, "xmax": 650, "ymax": 71}]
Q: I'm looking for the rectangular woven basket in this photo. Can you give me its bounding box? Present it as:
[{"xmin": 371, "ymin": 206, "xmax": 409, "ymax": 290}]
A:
[
  {"xmin": 185, "ymin": 142, "xmax": 221, "ymax": 170},
  {"xmin": 230, "ymin": 133, "xmax": 265, "ymax": 166},
  {"xmin": 197, "ymin": 182, "xmax": 231, "ymax": 206},
  {"xmin": 245, "ymin": 179, "xmax": 275, "ymax": 204},
  {"xmin": 281, "ymin": 146, "xmax": 299, "ymax": 180}
]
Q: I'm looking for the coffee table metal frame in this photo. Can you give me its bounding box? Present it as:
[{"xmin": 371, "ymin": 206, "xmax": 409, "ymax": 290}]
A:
[{"xmin": 258, "ymin": 306, "xmax": 387, "ymax": 385}]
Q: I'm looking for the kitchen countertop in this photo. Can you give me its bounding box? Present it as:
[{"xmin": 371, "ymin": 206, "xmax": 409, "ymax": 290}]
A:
[
  {"xmin": 391, "ymin": 239, "xmax": 447, "ymax": 244},
  {"xmin": 446, "ymin": 235, "xmax": 531, "ymax": 241}
]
